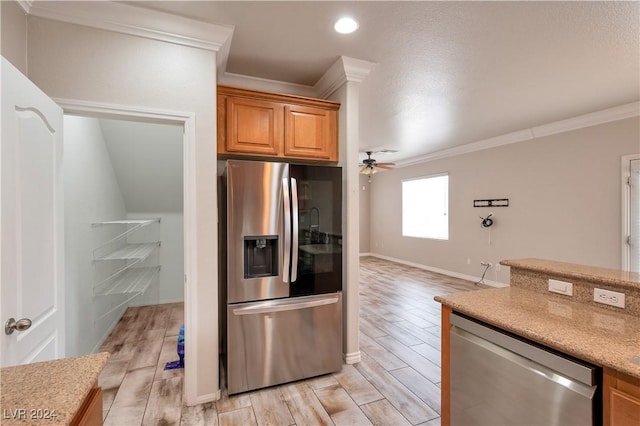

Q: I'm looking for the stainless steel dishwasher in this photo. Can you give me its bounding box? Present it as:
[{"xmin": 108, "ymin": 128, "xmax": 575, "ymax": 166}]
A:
[{"xmin": 450, "ymin": 313, "xmax": 600, "ymax": 426}]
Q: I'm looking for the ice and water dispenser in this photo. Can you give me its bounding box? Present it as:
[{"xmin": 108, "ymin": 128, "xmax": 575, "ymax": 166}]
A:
[{"xmin": 243, "ymin": 236, "xmax": 278, "ymax": 278}]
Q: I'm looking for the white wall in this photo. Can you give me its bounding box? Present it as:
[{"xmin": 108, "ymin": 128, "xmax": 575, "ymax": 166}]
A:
[
  {"xmin": 368, "ymin": 117, "xmax": 640, "ymax": 284},
  {"xmin": 27, "ymin": 16, "xmax": 218, "ymax": 402},
  {"xmin": 64, "ymin": 115, "xmax": 128, "ymax": 357},
  {"xmin": 0, "ymin": 1, "xmax": 27, "ymax": 74},
  {"xmin": 359, "ymin": 174, "xmax": 370, "ymax": 253}
]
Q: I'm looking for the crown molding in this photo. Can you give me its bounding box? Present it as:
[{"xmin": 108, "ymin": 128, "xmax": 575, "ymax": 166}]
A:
[
  {"xmin": 397, "ymin": 130, "xmax": 535, "ymax": 168},
  {"xmin": 315, "ymin": 56, "xmax": 377, "ymax": 99},
  {"xmin": 26, "ymin": 1, "xmax": 234, "ymax": 69},
  {"xmin": 218, "ymin": 72, "xmax": 317, "ymax": 98},
  {"xmin": 531, "ymin": 101, "xmax": 640, "ymax": 138},
  {"xmin": 218, "ymin": 56, "xmax": 377, "ymax": 100},
  {"xmin": 397, "ymin": 101, "xmax": 640, "ymax": 168}
]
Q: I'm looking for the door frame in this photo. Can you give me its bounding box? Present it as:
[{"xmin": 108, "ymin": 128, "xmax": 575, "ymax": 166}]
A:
[
  {"xmin": 54, "ymin": 97, "xmax": 200, "ymax": 402},
  {"xmin": 621, "ymin": 153, "xmax": 640, "ymax": 271}
]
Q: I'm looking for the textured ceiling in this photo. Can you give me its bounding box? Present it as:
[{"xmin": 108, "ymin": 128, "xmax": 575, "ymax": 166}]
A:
[{"xmin": 133, "ymin": 1, "xmax": 639, "ymax": 164}]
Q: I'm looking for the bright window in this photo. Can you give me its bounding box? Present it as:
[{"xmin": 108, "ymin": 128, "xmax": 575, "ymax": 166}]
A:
[{"xmin": 402, "ymin": 174, "xmax": 449, "ymax": 240}]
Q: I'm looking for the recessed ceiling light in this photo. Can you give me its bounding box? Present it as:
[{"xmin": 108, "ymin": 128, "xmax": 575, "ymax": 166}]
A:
[{"xmin": 334, "ymin": 17, "xmax": 359, "ymax": 34}]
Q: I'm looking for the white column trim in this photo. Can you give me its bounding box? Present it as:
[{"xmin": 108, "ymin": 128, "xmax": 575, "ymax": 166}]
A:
[
  {"xmin": 318, "ymin": 56, "xmax": 376, "ymax": 375},
  {"xmin": 314, "ymin": 56, "xmax": 377, "ymax": 99},
  {"xmin": 344, "ymin": 351, "xmax": 361, "ymax": 364}
]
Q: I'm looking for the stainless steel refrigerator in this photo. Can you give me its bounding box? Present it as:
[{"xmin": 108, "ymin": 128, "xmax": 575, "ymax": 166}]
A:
[{"xmin": 221, "ymin": 159, "xmax": 343, "ymax": 395}]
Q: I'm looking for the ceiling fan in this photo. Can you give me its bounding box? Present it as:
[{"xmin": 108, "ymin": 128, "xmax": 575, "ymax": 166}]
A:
[{"xmin": 359, "ymin": 151, "xmax": 396, "ymax": 179}]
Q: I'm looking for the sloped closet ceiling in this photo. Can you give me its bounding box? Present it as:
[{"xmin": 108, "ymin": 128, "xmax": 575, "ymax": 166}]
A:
[{"xmin": 98, "ymin": 119, "xmax": 183, "ymax": 213}]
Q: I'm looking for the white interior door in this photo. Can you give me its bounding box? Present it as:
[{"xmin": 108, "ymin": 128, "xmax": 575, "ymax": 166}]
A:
[{"xmin": 1, "ymin": 57, "xmax": 65, "ymax": 367}]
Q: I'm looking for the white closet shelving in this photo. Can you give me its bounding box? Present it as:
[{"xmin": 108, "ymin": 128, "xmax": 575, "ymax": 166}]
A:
[{"xmin": 92, "ymin": 218, "xmax": 161, "ymax": 321}]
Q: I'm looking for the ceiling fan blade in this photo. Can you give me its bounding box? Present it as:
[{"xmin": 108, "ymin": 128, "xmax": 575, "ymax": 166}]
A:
[
  {"xmin": 376, "ymin": 162, "xmax": 395, "ymax": 166},
  {"xmin": 376, "ymin": 164, "xmax": 394, "ymax": 170}
]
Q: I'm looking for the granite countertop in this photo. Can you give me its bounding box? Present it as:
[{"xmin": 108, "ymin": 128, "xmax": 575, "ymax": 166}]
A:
[
  {"xmin": 435, "ymin": 287, "xmax": 640, "ymax": 379},
  {"xmin": 1, "ymin": 352, "xmax": 110, "ymax": 425},
  {"xmin": 501, "ymin": 258, "xmax": 640, "ymax": 291}
]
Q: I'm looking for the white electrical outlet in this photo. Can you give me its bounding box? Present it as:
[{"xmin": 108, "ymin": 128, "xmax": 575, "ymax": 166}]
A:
[
  {"xmin": 593, "ymin": 288, "xmax": 625, "ymax": 309},
  {"xmin": 548, "ymin": 279, "xmax": 573, "ymax": 296}
]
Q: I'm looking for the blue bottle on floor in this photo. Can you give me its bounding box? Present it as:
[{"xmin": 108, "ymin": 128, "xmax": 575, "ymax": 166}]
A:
[{"xmin": 164, "ymin": 324, "xmax": 185, "ymax": 370}]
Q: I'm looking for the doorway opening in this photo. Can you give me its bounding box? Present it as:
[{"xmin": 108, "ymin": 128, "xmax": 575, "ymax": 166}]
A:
[{"xmin": 63, "ymin": 114, "xmax": 185, "ymax": 357}]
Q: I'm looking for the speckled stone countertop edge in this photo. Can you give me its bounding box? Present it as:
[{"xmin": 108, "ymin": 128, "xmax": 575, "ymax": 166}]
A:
[
  {"xmin": 0, "ymin": 352, "xmax": 110, "ymax": 425},
  {"xmin": 500, "ymin": 258, "xmax": 640, "ymax": 291},
  {"xmin": 435, "ymin": 289, "xmax": 640, "ymax": 379}
]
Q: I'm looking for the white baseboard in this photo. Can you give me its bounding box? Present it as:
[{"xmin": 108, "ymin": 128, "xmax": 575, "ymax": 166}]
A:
[
  {"xmin": 344, "ymin": 351, "xmax": 361, "ymax": 364},
  {"xmin": 185, "ymin": 390, "xmax": 221, "ymax": 406},
  {"xmin": 366, "ymin": 253, "xmax": 509, "ymax": 288},
  {"xmin": 156, "ymin": 297, "xmax": 185, "ymax": 305},
  {"xmin": 130, "ymin": 297, "xmax": 185, "ymax": 307},
  {"xmin": 359, "ymin": 252, "xmax": 373, "ymax": 257}
]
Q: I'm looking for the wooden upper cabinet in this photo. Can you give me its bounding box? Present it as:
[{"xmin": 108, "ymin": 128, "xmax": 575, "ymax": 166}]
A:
[
  {"xmin": 284, "ymin": 104, "xmax": 337, "ymax": 160},
  {"xmin": 225, "ymin": 97, "xmax": 284, "ymax": 156},
  {"xmin": 218, "ymin": 86, "xmax": 339, "ymax": 162}
]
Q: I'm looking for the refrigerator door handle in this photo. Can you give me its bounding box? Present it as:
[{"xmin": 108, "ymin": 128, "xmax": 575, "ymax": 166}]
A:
[
  {"xmin": 282, "ymin": 177, "xmax": 291, "ymax": 283},
  {"xmin": 232, "ymin": 296, "xmax": 340, "ymax": 316},
  {"xmin": 290, "ymin": 177, "xmax": 299, "ymax": 282}
]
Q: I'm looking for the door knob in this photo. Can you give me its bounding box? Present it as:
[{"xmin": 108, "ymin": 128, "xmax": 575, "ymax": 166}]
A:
[{"xmin": 5, "ymin": 318, "xmax": 32, "ymax": 335}]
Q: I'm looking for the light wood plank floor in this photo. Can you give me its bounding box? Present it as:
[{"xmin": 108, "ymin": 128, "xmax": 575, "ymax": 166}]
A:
[{"xmin": 99, "ymin": 256, "xmax": 482, "ymax": 425}]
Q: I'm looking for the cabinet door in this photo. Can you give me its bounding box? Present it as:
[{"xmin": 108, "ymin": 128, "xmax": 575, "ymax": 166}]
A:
[
  {"xmin": 226, "ymin": 97, "xmax": 284, "ymax": 156},
  {"xmin": 284, "ymin": 105, "xmax": 337, "ymax": 161},
  {"xmin": 604, "ymin": 368, "xmax": 640, "ymax": 426},
  {"xmin": 609, "ymin": 388, "xmax": 640, "ymax": 426}
]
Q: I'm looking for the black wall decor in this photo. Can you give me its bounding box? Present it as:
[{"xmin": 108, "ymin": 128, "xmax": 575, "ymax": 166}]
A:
[{"xmin": 473, "ymin": 199, "xmax": 509, "ymax": 207}]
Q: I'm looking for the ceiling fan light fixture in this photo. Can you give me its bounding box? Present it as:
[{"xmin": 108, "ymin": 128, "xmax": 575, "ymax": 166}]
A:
[
  {"xmin": 360, "ymin": 166, "xmax": 378, "ymax": 175},
  {"xmin": 334, "ymin": 17, "xmax": 359, "ymax": 34}
]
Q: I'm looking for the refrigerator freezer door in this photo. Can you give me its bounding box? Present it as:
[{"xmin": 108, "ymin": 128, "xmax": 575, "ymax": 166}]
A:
[
  {"xmin": 289, "ymin": 165, "xmax": 342, "ymax": 297},
  {"xmin": 227, "ymin": 160, "xmax": 290, "ymax": 303},
  {"xmin": 226, "ymin": 293, "xmax": 343, "ymax": 395}
]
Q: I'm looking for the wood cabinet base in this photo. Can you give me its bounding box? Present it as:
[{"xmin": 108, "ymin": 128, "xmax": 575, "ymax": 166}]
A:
[
  {"xmin": 440, "ymin": 309, "xmax": 640, "ymax": 426},
  {"xmin": 604, "ymin": 367, "xmax": 640, "ymax": 426},
  {"xmin": 71, "ymin": 386, "xmax": 103, "ymax": 426},
  {"xmin": 441, "ymin": 305, "xmax": 452, "ymax": 426}
]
